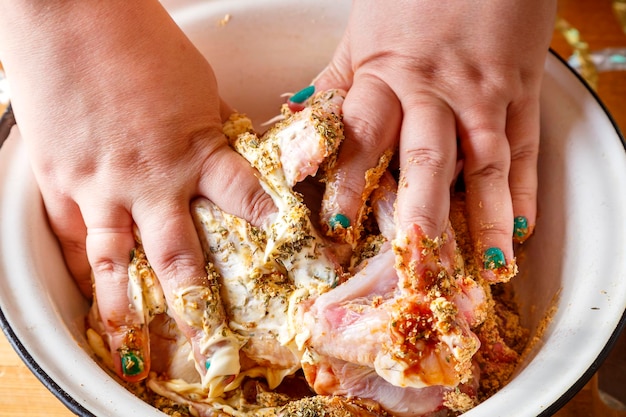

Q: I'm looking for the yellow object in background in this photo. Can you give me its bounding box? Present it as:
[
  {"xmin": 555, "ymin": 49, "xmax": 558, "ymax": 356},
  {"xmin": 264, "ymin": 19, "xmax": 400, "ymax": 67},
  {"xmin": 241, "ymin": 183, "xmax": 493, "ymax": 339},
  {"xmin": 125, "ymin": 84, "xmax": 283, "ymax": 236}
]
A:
[
  {"xmin": 613, "ymin": 0, "xmax": 626, "ymax": 34},
  {"xmin": 555, "ymin": 16, "xmax": 599, "ymax": 90},
  {"xmin": 555, "ymin": 1, "xmax": 626, "ymax": 90}
]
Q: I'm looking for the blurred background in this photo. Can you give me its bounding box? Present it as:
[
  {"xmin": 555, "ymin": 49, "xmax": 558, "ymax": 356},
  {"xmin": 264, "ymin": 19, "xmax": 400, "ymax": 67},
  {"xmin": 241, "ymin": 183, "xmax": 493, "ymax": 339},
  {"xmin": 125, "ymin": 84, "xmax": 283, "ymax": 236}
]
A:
[{"xmin": 551, "ymin": 0, "xmax": 626, "ymax": 132}]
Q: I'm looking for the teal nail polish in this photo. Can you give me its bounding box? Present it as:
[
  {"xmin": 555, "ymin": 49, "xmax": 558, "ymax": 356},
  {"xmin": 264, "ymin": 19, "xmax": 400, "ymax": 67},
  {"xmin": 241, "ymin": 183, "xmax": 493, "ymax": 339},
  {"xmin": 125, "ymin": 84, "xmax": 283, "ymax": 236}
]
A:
[
  {"xmin": 121, "ymin": 351, "xmax": 144, "ymax": 377},
  {"xmin": 328, "ymin": 213, "xmax": 350, "ymax": 230},
  {"xmin": 609, "ymin": 54, "xmax": 626, "ymax": 64},
  {"xmin": 513, "ymin": 216, "xmax": 529, "ymax": 240},
  {"xmin": 289, "ymin": 85, "xmax": 315, "ymax": 103},
  {"xmin": 484, "ymin": 247, "xmax": 506, "ymax": 270},
  {"xmin": 205, "ymin": 360, "xmax": 211, "ymax": 370}
]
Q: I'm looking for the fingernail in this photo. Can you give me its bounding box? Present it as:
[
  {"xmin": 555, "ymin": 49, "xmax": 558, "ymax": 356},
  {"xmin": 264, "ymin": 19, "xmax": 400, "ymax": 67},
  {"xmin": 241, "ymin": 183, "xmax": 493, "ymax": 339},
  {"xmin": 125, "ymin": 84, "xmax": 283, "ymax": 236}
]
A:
[
  {"xmin": 513, "ymin": 216, "xmax": 529, "ymax": 241},
  {"xmin": 120, "ymin": 350, "xmax": 145, "ymax": 377},
  {"xmin": 117, "ymin": 327, "xmax": 147, "ymax": 379},
  {"xmin": 289, "ymin": 85, "xmax": 315, "ymax": 104},
  {"xmin": 483, "ymin": 247, "xmax": 506, "ymax": 270},
  {"xmin": 328, "ymin": 213, "xmax": 351, "ymax": 230}
]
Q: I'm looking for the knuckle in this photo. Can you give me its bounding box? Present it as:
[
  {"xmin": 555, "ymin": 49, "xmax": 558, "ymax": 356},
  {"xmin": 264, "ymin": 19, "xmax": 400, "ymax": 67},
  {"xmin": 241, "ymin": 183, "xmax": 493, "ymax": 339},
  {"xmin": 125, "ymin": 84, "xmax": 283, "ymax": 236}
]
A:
[
  {"xmin": 345, "ymin": 114, "xmax": 387, "ymax": 149},
  {"xmin": 150, "ymin": 250, "xmax": 200, "ymax": 281},
  {"xmin": 243, "ymin": 189, "xmax": 277, "ymax": 226},
  {"xmin": 511, "ymin": 142, "xmax": 539, "ymax": 163},
  {"xmin": 397, "ymin": 204, "xmax": 446, "ymax": 239},
  {"xmin": 465, "ymin": 160, "xmax": 508, "ymax": 183},
  {"xmin": 410, "ymin": 215, "xmax": 443, "ymax": 239},
  {"xmin": 343, "ymin": 92, "xmax": 400, "ymax": 149},
  {"xmin": 86, "ymin": 227, "xmax": 135, "ymax": 278},
  {"xmin": 90, "ymin": 256, "xmax": 129, "ymax": 281},
  {"xmin": 404, "ymin": 147, "xmax": 449, "ymax": 172}
]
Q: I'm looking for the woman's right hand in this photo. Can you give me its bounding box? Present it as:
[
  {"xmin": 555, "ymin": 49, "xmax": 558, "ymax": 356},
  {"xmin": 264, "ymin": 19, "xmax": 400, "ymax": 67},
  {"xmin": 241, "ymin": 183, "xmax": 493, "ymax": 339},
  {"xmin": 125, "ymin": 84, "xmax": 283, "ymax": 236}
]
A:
[{"xmin": 0, "ymin": 0, "xmax": 275, "ymax": 383}]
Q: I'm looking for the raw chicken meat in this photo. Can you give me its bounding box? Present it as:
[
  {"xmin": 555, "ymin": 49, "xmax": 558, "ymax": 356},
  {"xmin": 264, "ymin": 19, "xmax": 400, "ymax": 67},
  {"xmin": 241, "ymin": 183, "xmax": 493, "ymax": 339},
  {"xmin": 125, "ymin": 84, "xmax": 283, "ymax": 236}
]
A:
[{"xmin": 86, "ymin": 89, "xmax": 524, "ymax": 417}]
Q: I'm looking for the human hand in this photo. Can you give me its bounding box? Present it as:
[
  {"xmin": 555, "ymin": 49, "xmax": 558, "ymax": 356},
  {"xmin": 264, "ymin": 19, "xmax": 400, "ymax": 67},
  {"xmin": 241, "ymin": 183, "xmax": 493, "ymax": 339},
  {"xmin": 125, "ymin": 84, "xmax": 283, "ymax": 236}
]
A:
[
  {"xmin": 0, "ymin": 0, "xmax": 274, "ymax": 382},
  {"xmin": 299, "ymin": 0, "xmax": 556, "ymax": 281}
]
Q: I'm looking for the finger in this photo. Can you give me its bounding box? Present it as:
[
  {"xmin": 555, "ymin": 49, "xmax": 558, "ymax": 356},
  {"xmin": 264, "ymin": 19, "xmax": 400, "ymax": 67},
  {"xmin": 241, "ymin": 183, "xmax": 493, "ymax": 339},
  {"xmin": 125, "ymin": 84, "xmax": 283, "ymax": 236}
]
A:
[
  {"xmin": 311, "ymin": 34, "xmax": 353, "ymax": 92},
  {"xmin": 319, "ymin": 74, "xmax": 401, "ymax": 237},
  {"xmin": 506, "ymin": 98, "xmax": 539, "ymax": 244},
  {"xmin": 286, "ymin": 36, "xmax": 352, "ymax": 113},
  {"xmin": 458, "ymin": 105, "xmax": 515, "ymax": 282},
  {"xmin": 41, "ymin": 192, "xmax": 92, "ymax": 298},
  {"xmin": 396, "ymin": 96, "xmax": 458, "ymax": 238},
  {"xmin": 85, "ymin": 209, "xmax": 150, "ymax": 382},
  {"xmin": 134, "ymin": 206, "xmax": 207, "ymax": 375},
  {"xmin": 198, "ymin": 142, "xmax": 275, "ymax": 227},
  {"xmin": 134, "ymin": 204, "xmax": 240, "ymax": 391}
]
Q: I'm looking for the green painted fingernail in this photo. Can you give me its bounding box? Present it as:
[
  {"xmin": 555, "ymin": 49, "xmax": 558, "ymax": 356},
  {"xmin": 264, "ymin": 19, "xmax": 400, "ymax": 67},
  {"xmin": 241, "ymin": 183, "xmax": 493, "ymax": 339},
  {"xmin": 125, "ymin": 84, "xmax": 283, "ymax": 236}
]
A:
[
  {"xmin": 289, "ymin": 85, "xmax": 315, "ymax": 103},
  {"xmin": 484, "ymin": 247, "xmax": 506, "ymax": 270},
  {"xmin": 513, "ymin": 216, "xmax": 529, "ymax": 239},
  {"xmin": 121, "ymin": 351, "xmax": 144, "ymax": 377},
  {"xmin": 328, "ymin": 213, "xmax": 350, "ymax": 230}
]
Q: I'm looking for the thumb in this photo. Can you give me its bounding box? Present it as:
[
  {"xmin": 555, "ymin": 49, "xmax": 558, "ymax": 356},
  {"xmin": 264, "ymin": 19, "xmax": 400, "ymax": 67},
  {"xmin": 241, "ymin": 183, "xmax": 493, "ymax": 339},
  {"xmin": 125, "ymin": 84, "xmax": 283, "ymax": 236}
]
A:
[{"xmin": 311, "ymin": 34, "xmax": 353, "ymax": 92}]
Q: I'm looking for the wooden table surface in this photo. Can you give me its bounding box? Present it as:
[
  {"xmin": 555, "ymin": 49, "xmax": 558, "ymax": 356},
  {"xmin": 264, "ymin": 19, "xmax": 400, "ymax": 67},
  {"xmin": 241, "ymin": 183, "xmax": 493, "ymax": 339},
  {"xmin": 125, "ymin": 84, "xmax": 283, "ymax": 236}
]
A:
[{"xmin": 1, "ymin": 1, "xmax": 625, "ymax": 416}]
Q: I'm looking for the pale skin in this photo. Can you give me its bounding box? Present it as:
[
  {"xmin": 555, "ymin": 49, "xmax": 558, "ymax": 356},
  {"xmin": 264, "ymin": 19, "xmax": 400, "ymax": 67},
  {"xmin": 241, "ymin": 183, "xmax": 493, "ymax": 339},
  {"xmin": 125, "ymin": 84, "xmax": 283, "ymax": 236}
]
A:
[
  {"xmin": 314, "ymin": 0, "xmax": 557, "ymax": 281},
  {"xmin": 0, "ymin": 0, "xmax": 276, "ymax": 382},
  {"xmin": 0, "ymin": 0, "xmax": 556, "ymax": 382}
]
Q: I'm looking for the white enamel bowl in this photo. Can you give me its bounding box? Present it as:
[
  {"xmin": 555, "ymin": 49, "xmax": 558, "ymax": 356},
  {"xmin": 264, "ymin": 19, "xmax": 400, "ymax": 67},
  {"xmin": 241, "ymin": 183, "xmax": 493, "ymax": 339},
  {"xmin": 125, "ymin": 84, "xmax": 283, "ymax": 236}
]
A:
[{"xmin": 1, "ymin": 1, "xmax": 626, "ymax": 416}]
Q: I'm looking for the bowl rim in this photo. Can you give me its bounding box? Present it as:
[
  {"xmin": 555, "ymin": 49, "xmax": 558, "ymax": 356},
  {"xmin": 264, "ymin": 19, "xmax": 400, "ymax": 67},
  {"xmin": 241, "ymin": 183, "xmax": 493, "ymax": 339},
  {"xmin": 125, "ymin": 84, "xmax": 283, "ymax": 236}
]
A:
[
  {"xmin": 0, "ymin": 307, "xmax": 96, "ymax": 417},
  {"xmin": 0, "ymin": 49, "xmax": 625, "ymax": 417},
  {"xmin": 531, "ymin": 50, "xmax": 626, "ymax": 416}
]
